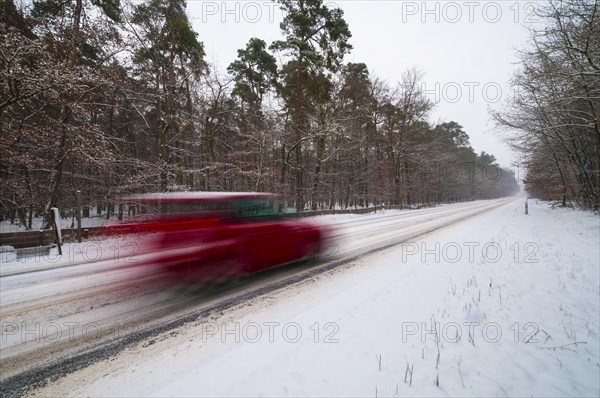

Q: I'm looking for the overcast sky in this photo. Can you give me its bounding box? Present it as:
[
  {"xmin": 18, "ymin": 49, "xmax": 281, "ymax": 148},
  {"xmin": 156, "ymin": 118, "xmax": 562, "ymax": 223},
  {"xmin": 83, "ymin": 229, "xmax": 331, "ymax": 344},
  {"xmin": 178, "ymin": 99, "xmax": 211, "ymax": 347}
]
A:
[{"xmin": 186, "ymin": 0, "xmax": 545, "ymax": 168}]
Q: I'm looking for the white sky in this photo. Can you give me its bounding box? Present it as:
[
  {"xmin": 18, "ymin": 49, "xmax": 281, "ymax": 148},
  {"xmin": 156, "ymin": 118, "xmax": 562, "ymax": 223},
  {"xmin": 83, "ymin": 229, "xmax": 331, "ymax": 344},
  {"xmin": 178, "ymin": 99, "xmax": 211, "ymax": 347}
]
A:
[{"xmin": 187, "ymin": 0, "xmax": 545, "ymax": 168}]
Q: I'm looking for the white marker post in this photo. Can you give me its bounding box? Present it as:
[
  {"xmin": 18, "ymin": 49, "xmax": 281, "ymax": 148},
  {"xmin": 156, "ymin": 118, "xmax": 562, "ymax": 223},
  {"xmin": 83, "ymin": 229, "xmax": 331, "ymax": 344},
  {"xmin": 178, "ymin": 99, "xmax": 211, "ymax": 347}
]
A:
[
  {"xmin": 51, "ymin": 207, "xmax": 62, "ymax": 255},
  {"xmin": 76, "ymin": 190, "xmax": 82, "ymax": 243}
]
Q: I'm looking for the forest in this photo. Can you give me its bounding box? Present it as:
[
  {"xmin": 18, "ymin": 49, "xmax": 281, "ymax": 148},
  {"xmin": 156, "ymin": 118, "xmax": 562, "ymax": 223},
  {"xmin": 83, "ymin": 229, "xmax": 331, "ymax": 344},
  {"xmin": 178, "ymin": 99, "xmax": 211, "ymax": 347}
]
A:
[
  {"xmin": 494, "ymin": 0, "xmax": 599, "ymax": 211},
  {"xmin": 4, "ymin": 0, "xmax": 594, "ymax": 228}
]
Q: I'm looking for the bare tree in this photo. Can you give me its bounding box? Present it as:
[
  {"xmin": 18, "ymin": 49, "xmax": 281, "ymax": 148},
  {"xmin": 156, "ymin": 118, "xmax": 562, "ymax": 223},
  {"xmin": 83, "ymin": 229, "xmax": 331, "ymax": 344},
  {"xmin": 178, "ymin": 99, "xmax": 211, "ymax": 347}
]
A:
[{"xmin": 495, "ymin": 0, "xmax": 600, "ymax": 209}]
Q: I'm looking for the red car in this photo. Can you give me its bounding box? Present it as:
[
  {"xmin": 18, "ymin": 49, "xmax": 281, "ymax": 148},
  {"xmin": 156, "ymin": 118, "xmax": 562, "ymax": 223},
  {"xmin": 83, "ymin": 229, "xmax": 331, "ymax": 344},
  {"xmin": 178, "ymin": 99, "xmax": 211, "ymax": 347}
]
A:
[{"xmin": 116, "ymin": 192, "xmax": 326, "ymax": 282}]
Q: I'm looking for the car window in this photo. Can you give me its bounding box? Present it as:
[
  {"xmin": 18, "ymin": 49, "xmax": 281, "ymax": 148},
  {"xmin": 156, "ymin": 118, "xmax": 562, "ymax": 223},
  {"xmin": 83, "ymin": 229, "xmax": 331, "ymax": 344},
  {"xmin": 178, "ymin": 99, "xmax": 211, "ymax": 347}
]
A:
[
  {"xmin": 234, "ymin": 199, "xmax": 279, "ymax": 220},
  {"xmin": 122, "ymin": 200, "xmax": 234, "ymax": 221}
]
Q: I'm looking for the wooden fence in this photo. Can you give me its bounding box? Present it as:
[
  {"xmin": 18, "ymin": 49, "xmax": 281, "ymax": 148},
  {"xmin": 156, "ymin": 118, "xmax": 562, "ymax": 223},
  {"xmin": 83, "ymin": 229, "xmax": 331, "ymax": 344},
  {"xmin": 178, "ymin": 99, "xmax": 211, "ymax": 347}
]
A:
[{"xmin": 0, "ymin": 227, "xmax": 106, "ymax": 249}]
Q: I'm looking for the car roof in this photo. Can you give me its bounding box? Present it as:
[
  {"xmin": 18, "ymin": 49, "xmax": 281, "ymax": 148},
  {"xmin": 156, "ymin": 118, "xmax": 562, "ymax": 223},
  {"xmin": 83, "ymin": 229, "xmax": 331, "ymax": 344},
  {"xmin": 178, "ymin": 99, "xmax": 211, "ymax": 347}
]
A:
[{"xmin": 125, "ymin": 192, "xmax": 277, "ymax": 202}]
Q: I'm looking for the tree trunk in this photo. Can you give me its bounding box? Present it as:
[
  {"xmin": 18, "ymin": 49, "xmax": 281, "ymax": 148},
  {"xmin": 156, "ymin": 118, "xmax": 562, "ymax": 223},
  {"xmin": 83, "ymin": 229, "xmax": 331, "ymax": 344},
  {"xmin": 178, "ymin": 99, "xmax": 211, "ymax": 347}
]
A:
[{"xmin": 310, "ymin": 135, "xmax": 325, "ymax": 210}]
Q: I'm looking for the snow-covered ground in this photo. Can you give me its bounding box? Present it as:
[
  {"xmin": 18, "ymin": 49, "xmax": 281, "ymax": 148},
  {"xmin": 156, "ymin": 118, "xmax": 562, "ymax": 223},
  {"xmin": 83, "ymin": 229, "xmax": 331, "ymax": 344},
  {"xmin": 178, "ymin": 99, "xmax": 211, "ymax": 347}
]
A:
[{"xmin": 23, "ymin": 198, "xmax": 599, "ymax": 397}]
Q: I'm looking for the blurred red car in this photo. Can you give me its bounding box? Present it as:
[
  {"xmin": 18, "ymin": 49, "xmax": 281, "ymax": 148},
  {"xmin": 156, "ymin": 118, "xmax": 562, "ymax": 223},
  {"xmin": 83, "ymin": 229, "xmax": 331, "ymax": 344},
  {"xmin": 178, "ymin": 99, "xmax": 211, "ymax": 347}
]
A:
[{"xmin": 116, "ymin": 192, "xmax": 326, "ymax": 282}]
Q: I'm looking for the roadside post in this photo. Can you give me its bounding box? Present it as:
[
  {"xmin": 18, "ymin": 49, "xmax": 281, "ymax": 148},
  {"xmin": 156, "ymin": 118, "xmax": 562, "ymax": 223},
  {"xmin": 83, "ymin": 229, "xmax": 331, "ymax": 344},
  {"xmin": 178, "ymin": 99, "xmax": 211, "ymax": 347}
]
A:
[
  {"xmin": 76, "ymin": 190, "xmax": 82, "ymax": 243},
  {"xmin": 50, "ymin": 207, "xmax": 62, "ymax": 255}
]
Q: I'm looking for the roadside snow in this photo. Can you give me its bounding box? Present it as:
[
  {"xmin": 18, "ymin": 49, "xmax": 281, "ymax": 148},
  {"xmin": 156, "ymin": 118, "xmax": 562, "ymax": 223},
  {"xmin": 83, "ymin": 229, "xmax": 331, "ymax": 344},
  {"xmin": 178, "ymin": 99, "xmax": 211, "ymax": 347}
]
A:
[
  {"xmin": 28, "ymin": 199, "xmax": 600, "ymax": 397},
  {"xmin": 0, "ymin": 235, "xmax": 155, "ymax": 276}
]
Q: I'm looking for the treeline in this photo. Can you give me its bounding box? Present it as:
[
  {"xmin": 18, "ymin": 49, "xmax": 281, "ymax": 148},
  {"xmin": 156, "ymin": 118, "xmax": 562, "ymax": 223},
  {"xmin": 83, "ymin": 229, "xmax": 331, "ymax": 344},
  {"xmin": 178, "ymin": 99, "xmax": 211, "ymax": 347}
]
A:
[
  {"xmin": 1, "ymin": 0, "xmax": 518, "ymax": 228},
  {"xmin": 495, "ymin": 0, "xmax": 600, "ymax": 210}
]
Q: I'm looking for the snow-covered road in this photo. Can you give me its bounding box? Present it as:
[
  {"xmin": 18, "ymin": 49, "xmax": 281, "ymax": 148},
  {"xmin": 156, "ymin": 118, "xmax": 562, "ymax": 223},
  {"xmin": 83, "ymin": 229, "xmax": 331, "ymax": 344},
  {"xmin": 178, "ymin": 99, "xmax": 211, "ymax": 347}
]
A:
[
  {"xmin": 2, "ymin": 197, "xmax": 598, "ymax": 397},
  {"xmin": 1, "ymin": 199, "xmax": 509, "ymax": 386}
]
